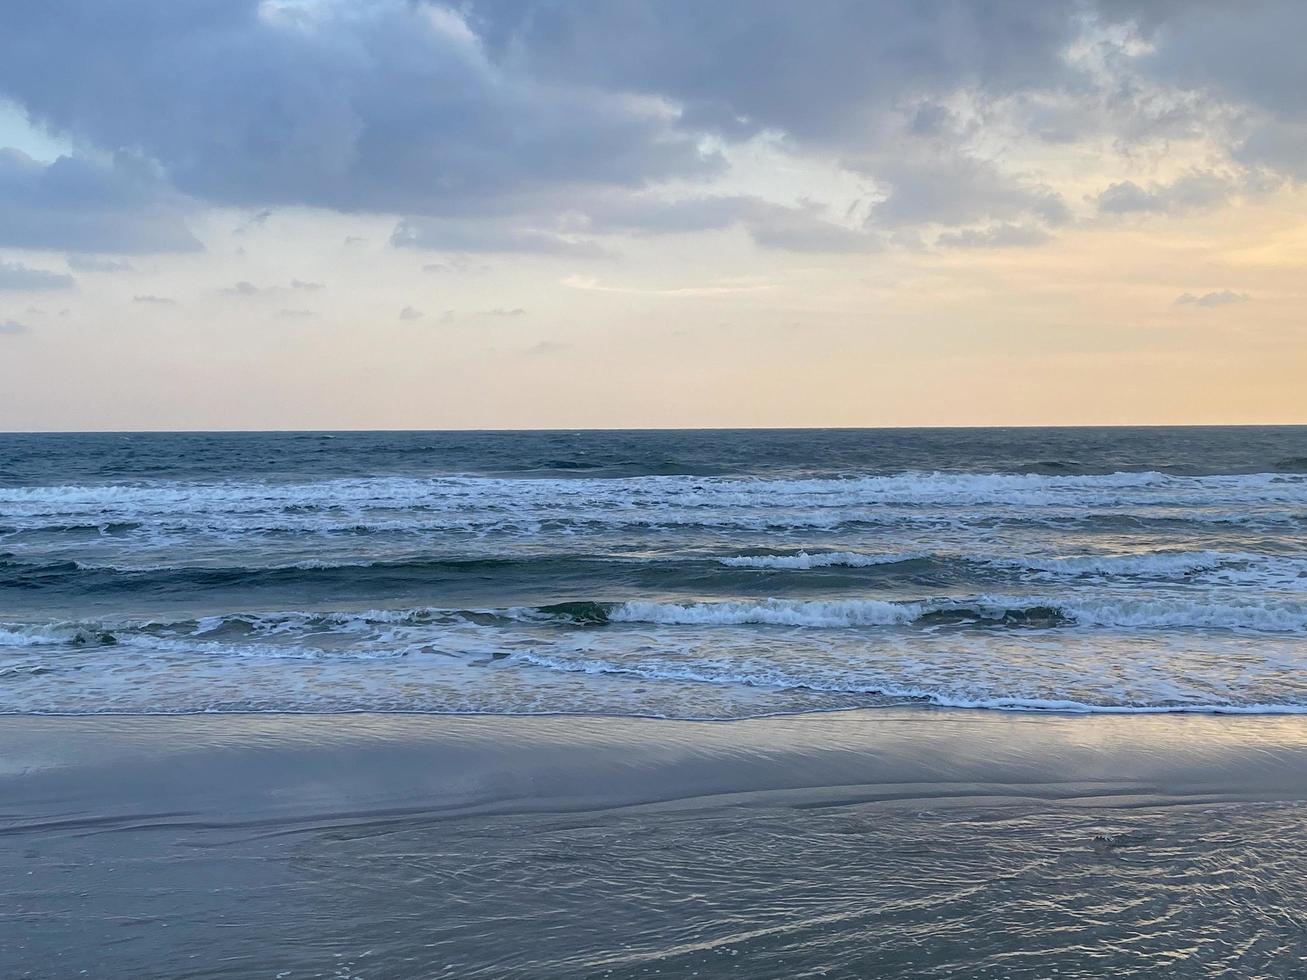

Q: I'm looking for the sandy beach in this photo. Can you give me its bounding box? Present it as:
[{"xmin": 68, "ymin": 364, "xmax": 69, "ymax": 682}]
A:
[{"xmin": 4, "ymin": 709, "xmax": 1307, "ymax": 977}]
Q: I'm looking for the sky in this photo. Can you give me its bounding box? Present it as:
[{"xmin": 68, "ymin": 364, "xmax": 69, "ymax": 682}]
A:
[{"xmin": 0, "ymin": 1, "xmax": 1304, "ymax": 430}]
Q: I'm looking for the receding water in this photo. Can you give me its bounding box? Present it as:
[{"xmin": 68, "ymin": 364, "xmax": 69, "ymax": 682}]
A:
[{"xmin": 5, "ymin": 798, "xmax": 1306, "ymax": 978}]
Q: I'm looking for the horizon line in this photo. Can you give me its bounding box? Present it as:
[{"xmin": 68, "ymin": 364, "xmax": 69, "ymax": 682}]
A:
[{"xmin": 4, "ymin": 422, "xmax": 1307, "ymax": 436}]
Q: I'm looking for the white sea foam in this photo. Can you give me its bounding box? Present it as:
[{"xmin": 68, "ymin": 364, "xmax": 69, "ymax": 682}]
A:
[
  {"xmin": 2, "ymin": 471, "xmax": 1304, "ymax": 530},
  {"xmin": 1056, "ymin": 596, "xmax": 1307, "ymax": 631},
  {"xmin": 0, "ymin": 625, "xmax": 71, "ymax": 647},
  {"xmin": 1003, "ymin": 551, "xmax": 1307, "ymax": 586},
  {"xmin": 508, "ymin": 651, "xmax": 1307, "ymax": 714},
  {"xmin": 609, "ymin": 598, "xmax": 923, "ymax": 627},
  {"xmin": 605, "ymin": 594, "xmax": 1307, "ymax": 631},
  {"xmin": 719, "ymin": 551, "xmax": 923, "ymax": 569},
  {"xmin": 1008, "ymin": 552, "xmax": 1232, "ymax": 577}
]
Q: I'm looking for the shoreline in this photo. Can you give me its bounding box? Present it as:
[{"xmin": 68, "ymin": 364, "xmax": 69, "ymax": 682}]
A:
[
  {"xmin": 7, "ymin": 707, "xmax": 1307, "ymax": 821},
  {"xmin": 7, "ymin": 693, "xmax": 1307, "ymax": 720},
  {"xmin": 6, "ymin": 708, "xmax": 1307, "ymax": 977}
]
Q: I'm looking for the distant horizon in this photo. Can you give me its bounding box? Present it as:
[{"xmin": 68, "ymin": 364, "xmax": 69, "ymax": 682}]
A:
[{"xmin": 6, "ymin": 421, "xmax": 1307, "ymax": 436}]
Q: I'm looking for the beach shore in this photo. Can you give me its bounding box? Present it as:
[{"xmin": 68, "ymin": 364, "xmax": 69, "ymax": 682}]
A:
[{"xmin": 4, "ymin": 709, "xmax": 1307, "ymax": 977}]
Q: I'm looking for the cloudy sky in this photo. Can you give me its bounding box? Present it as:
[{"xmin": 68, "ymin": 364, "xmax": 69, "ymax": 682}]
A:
[{"xmin": 1, "ymin": 0, "xmax": 1304, "ymax": 430}]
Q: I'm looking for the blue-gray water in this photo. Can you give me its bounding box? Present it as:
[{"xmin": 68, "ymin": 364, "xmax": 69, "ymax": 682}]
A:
[{"xmin": 3, "ymin": 427, "xmax": 1306, "ymax": 717}]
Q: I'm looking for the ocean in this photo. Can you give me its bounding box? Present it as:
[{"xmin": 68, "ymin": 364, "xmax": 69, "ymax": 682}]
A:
[{"xmin": 3, "ymin": 427, "xmax": 1306, "ymax": 719}]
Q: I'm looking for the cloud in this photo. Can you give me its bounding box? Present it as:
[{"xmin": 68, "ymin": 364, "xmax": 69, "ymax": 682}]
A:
[
  {"xmin": 560, "ymin": 193, "xmax": 884, "ymax": 253},
  {"xmin": 391, "ymin": 219, "xmax": 607, "ymax": 257},
  {"xmin": 1096, "ymin": 171, "xmax": 1235, "ymax": 215},
  {"xmin": 936, "ymin": 223, "xmax": 1053, "ymax": 248},
  {"xmin": 0, "ymin": 149, "xmax": 199, "ymax": 253},
  {"xmin": 0, "ymin": 1, "xmax": 714, "ymax": 217},
  {"xmin": 1175, "ymin": 290, "xmax": 1251, "ymax": 308},
  {"xmin": 277, "ymin": 308, "xmax": 316, "ymax": 319},
  {"xmin": 222, "ymin": 279, "xmax": 323, "ymax": 297},
  {"xmin": 467, "ymin": 1, "xmax": 1082, "ymax": 150},
  {"xmin": 867, "ymin": 154, "xmax": 1069, "ymax": 230},
  {"xmin": 0, "ymin": 1, "xmax": 1119, "ymax": 253},
  {"xmin": 2, "ymin": 0, "xmax": 1305, "ymax": 255},
  {"xmin": 477, "ymin": 307, "xmax": 526, "ymax": 318},
  {"xmin": 744, "ymin": 205, "xmax": 884, "ymax": 253},
  {"xmin": 133, "ymin": 294, "xmax": 175, "ymax": 305},
  {"xmin": 0, "ymin": 318, "xmax": 29, "ymax": 335},
  {"xmin": 0, "ymin": 260, "xmax": 74, "ymax": 290},
  {"xmin": 398, "ymin": 306, "xmax": 423, "ymax": 320},
  {"xmin": 1115, "ymin": 3, "xmax": 1307, "ymax": 176},
  {"xmin": 67, "ymin": 254, "xmax": 134, "ymax": 273}
]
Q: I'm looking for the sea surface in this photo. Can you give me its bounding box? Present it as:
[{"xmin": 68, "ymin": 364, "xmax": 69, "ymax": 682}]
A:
[{"xmin": 3, "ymin": 427, "xmax": 1306, "ymax": 718}]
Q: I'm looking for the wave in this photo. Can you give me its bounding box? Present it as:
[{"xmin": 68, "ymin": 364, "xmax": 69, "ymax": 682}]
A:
[
  {"xmin": 1013, "ymin": 552, "xmax": 1230, "ymax": 577},
  {"xmin": 3, "ymin": 469, "xmax": 1304, "ymax": 513},
  {"xmin": 0, "ymin": 554, "xmax": 651, "ymax": 593},
  {"xmin": 719, "ymin": 551, "xmax": 924, "ymax": 570},
  {"xmin": 718, "ymin": 550, "xmax": 1307, "ymax": 586},
  {"xmin": 0, "ymin": 521, "xmax": 142, "ymax": 537},
  {"xmin": 8, "ymin": 590, "xmax": 1307, "ymax": 646},
  {"xmin": 0, "ymin": 624, "xmax": 118, "ymax": 647},
  {"xmin": 607, "ymin": 598, "xmax": 924, "ymax": 627},
  {"xmin": 8, "ymin": 548, "xmax": 1301, "ymax": 590},
  {"xmin": 576, "ymin": 595, "xmax": 1307, "ymax": 632}
]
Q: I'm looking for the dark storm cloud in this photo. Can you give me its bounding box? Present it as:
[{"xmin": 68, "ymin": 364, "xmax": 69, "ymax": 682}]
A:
[{"xmin": 0, "ymin": 1, "xmax": 1302, "ymax": 253}]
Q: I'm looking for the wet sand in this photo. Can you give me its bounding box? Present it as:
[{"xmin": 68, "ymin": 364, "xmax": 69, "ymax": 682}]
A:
[{"xmin": 4, "ymin": 709, "xmax": 1307, "ymax": 977}]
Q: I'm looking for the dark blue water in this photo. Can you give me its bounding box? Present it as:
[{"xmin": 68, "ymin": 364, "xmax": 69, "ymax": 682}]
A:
[
  {"xmin": 3, "ymin": 427, "xmax": 1306, "ymax": 716},
  {"xmin": 4, "ymin": 426, "xmax": 1307, "ymax": 486}
]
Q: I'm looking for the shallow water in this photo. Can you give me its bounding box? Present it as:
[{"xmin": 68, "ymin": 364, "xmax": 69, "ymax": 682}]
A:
[
  {"xmin": 3, "ymin": 427, "xmax": 1306, "ymax": 717},
  {"xmin": 4, "ymin": 710, "xmax": 1307, "ymax": 979},
  {"xmin": 5, "ymin": 797, "xmax": 1306, "ymax": 978}
]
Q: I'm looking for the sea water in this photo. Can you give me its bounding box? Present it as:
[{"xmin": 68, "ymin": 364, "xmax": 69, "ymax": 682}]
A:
[{"xmin": 3, "ymin": 427, "xmax": 1306, "ymax": 718}]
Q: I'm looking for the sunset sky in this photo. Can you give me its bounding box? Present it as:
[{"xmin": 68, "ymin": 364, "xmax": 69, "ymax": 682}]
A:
[{"xmin": 1, "ymin": 1, "xmax": 1304, "ymax": 430}]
